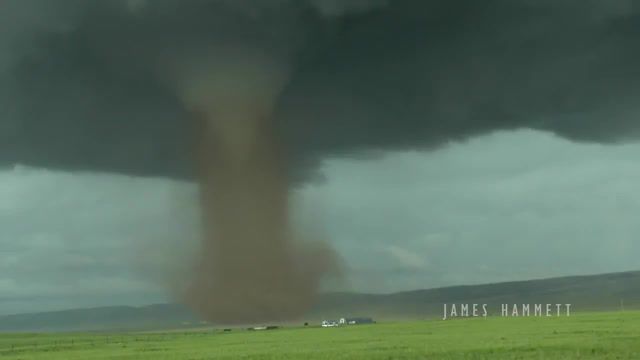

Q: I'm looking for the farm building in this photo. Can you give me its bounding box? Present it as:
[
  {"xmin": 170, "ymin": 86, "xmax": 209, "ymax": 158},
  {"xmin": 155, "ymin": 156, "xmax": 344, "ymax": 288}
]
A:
[{"xmin": 339, "ymin": 317, "xmax": 375, "ymax": 325}]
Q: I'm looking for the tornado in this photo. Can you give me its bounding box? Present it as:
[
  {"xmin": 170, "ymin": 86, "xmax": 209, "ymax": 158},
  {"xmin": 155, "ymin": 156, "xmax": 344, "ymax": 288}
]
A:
[{"xmin": 170, "ymin": 49, "xmax": 337, "ymax": 324}]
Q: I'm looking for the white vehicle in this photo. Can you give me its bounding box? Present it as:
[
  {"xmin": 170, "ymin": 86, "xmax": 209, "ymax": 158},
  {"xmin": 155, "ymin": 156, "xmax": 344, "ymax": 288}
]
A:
[{"xmin": 321, "ymin": 320, "xmax": 338, "ymax": 327}]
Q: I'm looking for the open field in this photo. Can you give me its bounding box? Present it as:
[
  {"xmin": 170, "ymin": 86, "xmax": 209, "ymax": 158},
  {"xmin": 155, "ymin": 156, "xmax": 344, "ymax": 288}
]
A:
[{"xmin": 0, "ymin": 311, "xmax": 638, "ymax": 359}]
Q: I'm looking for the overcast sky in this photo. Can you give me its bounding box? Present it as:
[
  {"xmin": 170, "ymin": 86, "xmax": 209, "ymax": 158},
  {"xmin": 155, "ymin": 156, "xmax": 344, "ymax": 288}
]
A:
[{"xmin": 1, "ymin": 128, "xmax": 638, "ymax": 315}]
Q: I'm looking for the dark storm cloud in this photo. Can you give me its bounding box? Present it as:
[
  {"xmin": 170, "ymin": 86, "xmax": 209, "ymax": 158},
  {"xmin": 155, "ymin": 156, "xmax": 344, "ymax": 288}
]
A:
[
  {"xmin": 277, "ymin": 0, "xmax": 640, "ymax": 159},
  {"xmin": 1, "ymin": 0, "xmax": 639, "ymax": 179}
]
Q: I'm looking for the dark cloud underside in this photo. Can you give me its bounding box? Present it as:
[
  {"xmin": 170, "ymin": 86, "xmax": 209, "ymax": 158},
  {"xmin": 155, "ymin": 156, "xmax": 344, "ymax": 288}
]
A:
[{"xmin": 1, "ymin": 0, "xmax": 639, "ymax": 179}]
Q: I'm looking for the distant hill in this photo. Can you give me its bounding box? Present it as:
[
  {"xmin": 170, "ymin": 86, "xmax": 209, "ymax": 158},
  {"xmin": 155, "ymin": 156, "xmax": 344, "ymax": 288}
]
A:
[
  {"xmin": 1, "ymin": 271, "xmax": 638, "ymax": 332},
  {"xmin": 312, "ymin": 270, "xmax": 640, "ymax": 320},
  {"xmin": 0, "ymin": 304, "xmax": 199, "ymax": 333}
]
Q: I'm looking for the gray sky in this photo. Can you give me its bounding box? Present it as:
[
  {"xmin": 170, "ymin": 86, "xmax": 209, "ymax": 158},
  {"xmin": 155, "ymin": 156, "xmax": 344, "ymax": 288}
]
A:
[{"xmin": 1, "ymin": 129, "xmax": 638, "ymax": 315}]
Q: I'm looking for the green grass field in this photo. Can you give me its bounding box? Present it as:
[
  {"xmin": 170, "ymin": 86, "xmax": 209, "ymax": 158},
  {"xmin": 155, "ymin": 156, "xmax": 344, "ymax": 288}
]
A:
[{"xmin": 1, "ymin": 311, "xmax": 638, "ymax": 359}]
